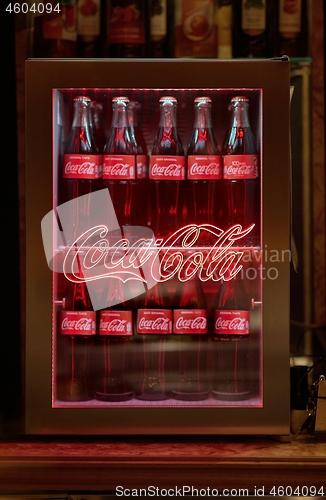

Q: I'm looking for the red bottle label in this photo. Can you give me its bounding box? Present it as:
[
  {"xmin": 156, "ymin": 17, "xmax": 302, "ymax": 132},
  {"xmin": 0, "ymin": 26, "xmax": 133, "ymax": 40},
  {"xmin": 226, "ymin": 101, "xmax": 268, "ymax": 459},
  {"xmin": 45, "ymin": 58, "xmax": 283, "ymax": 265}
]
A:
[
  {"xmin": 99, "ymin": 310, "xmax": 133, "ymax": 336},
  {"xmin": 60, "ymin": 311, "xmax": 96, "ymax": 335},
  {"xmin": 150, "ymin": 156, "xmax": 186, "ymax": 180},
  {"xmin": 102, "ymin": 155, "xmax": 135, "ymax": 179},
  {"xmin": 136, "ymin": 154, "xmax": 148, "ymax": 179},
  {"xmin": 63, "ymin": 154, "xmax": 101, "ymax": 179},
  {"xmin": 137, "ymin": 309, "xmax": 173, "ymax": 334},
  {"xmin": 187, "ymin": 155, "xmax": 222, "ymax": 180},
  {"xmin": 108, "ymin": 3, "xmax": 146, "ymax": 44},
  {"xmin": 214, "ymin": 310, "xmax": 250, "ymax": 335},
  {"xmin": 173, "ymin": 309, "xmax": 207, "ymax": 334},
  {"xmin": 223, "ymin": 155, "xmax": 258, "ymax": 179}
]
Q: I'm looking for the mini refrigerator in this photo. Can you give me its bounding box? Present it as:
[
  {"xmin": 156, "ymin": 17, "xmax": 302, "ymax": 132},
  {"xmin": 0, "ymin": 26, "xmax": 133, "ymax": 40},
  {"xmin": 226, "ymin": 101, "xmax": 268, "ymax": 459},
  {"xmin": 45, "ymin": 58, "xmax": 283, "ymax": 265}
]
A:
[{"xmin": 25, "ymin": 58, "xmax": 291, "ymax": 435}]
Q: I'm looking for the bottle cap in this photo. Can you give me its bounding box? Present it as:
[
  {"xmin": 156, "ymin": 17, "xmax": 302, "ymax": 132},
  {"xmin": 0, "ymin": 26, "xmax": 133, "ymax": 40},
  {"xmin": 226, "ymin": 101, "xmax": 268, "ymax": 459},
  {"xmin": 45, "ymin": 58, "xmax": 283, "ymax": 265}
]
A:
[
  {"xmin": 194, "ymin": 96, "xmax": 211, "ymax": 104},
  {"xmin": 159, "ymin": 96, "xmax": 177, "ymax": 105},
  {"xmin": 112, "ymin": 96, "xmax": 130, "ymax": 107}
]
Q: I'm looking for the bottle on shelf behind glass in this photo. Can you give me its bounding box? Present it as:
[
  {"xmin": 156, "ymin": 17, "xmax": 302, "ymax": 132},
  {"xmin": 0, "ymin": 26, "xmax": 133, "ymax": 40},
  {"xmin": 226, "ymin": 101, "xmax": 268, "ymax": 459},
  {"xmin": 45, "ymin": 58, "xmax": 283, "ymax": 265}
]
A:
[
  {"xmin": 216, "ymin": 0, "xmax": 233, "ymax": 58},
  {"xmin": 95, "ymin": 277, "xmax": 134, "ymax": 402},
  {"xmin": 136, "ymin": 281, "xmax": 173, "ymax": 401},
  {"xmin": 77, "ymin": 0, "xmax": 103, "ymax": 56},
  {"xmin": 186, "ymin": 96, "xmax": 222, "ymax": 232},
  {"xmin": 172, "ymin": 276, "xmax": 209, "ymax": 401},
  {"xmin": 212, "ymin": 271, "xmax": 251, "ymax": 401},
  {"xmin": 222, "ymin": 95, "xmax": 260, "ymax": 245},
  {"xmin": 232, "ymin": 0, "xmax": 273, "ymax": 58},
  {"xmin": 90, "ymin": 101, "xmax": 107, "ymax": 154},
  {"xmin": 62, "ymin": 95, "xmax": 101, "ymax": 244},
  {"xmin": 57, "ymin": 277, "xmax": 96, "ymax": 402},
  {"xmin": 174, "ymin": 0, "xmax": 217, "ymax": 58},
  {"xmin": 150, "ymin": 96, "xmax": 185, "ymax": 238},
  {"xmin": 102, "ymin": 96, "xmax": 148, "ymax": 230},
  {"xmin": 32, "ymin": 0, "xmax": 78, "ymax": 57},
  {"xmin": 148, "ymin": 0, "xmax": 173, "ymax": 57},
  {"xmin": 106, "ymin": 0, "xmax": 148, "ymax": 57},
  {"xmin": 275, "ymin": 0, "xmax": 308, "ymax": 58}
]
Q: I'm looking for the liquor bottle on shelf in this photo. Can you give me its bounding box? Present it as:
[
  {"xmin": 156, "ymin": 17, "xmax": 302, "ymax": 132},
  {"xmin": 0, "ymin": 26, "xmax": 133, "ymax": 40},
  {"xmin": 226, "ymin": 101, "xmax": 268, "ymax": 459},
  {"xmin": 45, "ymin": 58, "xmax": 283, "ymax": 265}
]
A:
[
  {"xmin": 222, "ymin": 95, "xmax": 260, "ymax": 245},
  {"xmin": 216, "ymin": 0, "xmax": 233, "ymax": 59},
  {"xmin": 172, "ymin": 276, "xmax": 209, "ymax": 401},
  {"xmin": 32, "ymin": 0, "xmax": 78, "ymax": 57},
  {"xmin": 61, "ymin": 95, "xmax": 101, "ymax": 244},
  {"xmin": 150, "ymin": 96, "xmax": 185, "ymax": 238},
  {"xmin": 232, "ymin": 0, "xmax": 273, "ymax": 58},
  {"xmin": 77, "ymin": 0, "xmax": 103, "ymax": 57},
  {"xmin": 136, "ymin": 281, "xmax": 173, "ymax": 401},
  {"xmin": 212, "ymin": 272, "xmax": 251, "ymax": 401},
  {"xmin": 148, "ymin": 0, "xmax": 173, "ymax": 57},
  {"xmin": 174, "ymin": 0, "xmax": 217, "ymax": 58},
  {"xmin": 57, "ymin": 277, "xmax": 96, "ymax": 402},
  {"xmin": 90, "ymin": 101, "xmax": 107, "ymax": 154},
  {"xmin": 186, "ymin": 96, "xmax": 222, "ymax": 231},
  {"xmin": 275, "ymin": 0, "xmax": 308, "ymax": 58},
  {"xmin": 95, "ymin": 278, "xmax": 134, "ymax": 402},
  {"xmin": 103, "ymin": 96, "xmax": 147, "ymax": 230},
  {"xmin": 106, "ymin": 0, "xmax": 148, "ymax": 57}
]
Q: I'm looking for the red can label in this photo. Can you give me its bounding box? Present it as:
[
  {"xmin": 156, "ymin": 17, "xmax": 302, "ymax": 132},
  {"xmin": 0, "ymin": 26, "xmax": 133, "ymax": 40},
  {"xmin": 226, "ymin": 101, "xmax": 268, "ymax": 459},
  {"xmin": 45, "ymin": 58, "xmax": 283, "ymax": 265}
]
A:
[
  {"xmin": 223, "ymin": 155, "xmax": 258, "ymax": 179},
  {"xmin": 137, "ymin": 309, "xmax": 173, "ymax": 334},
  {"xmin": 187, "ymin": 155, "xmax": 222, "ymax": 180},
  {"xmin": 60, "ymin": 310, "xmax": 96, "ymax": 335},
  {"xmin": 102, "ymin": 155, "xmax": 135, "ymax": 180},
  {"xmin": 63, "ymin": 154, "xmax": 101, "ymax": 179},
  {"xmin": 136, "ymin": 154, "xmax": 148, "ymax": 179},
  {"xmin": 150, "ymin": 156, "xmax": 185, "ymax": 180},
  {"xmin": 99, "ymin": 310, "xmax": 133, "ymax": 336},
  {"xmin": 173, "ymin": 309, "xmax": 207, "ymax": 334},
  {"xmin": 214, "ymin": 310, "xmax": 250, "ymax": 335}
]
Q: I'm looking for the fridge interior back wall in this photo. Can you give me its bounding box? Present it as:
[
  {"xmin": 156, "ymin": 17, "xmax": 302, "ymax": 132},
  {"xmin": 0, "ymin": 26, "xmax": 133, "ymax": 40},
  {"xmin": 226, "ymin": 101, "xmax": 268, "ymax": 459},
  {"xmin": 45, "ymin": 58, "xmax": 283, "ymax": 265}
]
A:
[{"xmin": 25, "ymin": 59, "xmax": 291, "ymax": 435}]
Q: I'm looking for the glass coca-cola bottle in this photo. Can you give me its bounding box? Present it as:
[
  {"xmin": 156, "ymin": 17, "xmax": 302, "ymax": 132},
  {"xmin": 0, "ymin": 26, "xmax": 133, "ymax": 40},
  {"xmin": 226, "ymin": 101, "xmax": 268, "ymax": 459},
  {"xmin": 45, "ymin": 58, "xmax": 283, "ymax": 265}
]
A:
[
  {"xmin": 95, "ymin": 278, "xmax": 134, "ymax": 402},
  {"xmin": 212, "ymin": 272, "xmax": 251, "ymax": 401},
  {"xmin": 172, "ymin": 276, "xmax": 209, "ymax": 401},
  {"xmin": 62, "ymin": 95, "xmax": 101, "ymax": 244},
  {"xmin": 150, "ymin": 96, "xmax": 185, "ymax": 238},
  {"xmin": 222, "ymin": 96, "xmax": 260, "ymax": 245},
  {"xmin": 103, "ymin": 96, "xmax": 144, "ymax": 230},
  {"xmin": 136, "ymin": 281, "xmax": 172, "ymax": 400},
  {"xmin": 128, "ymin": 101, "xmax": 148, "ymax": 181},
  {"xmin": 187, "ymin": 96, "xmax": 222, "ymax": 231},
  {"xmin": 57, "ymin": 277, "xmax": 96, "ymax": 402}
]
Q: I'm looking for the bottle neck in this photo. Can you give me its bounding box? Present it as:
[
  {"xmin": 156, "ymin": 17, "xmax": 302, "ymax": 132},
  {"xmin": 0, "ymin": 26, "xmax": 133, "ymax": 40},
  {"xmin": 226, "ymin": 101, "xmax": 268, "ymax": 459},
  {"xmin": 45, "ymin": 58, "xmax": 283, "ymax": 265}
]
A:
[
  {"xmin": 111, "ymin": 104, "xmax": 129, "ymax": 129},
  {"xmin": 72, "ymin": 102, "xmax": 91, "ymax": 129},
  {"xmin": 159, "ymin": 103, "xmax": 177, "ymax": 131},
  {"xmin": 194, "ymin": 105, "xmax": 212, "ymax": 130},
  {"xmin": 230, "ymin": 106, "xmax": 250, "ymax": 128}
]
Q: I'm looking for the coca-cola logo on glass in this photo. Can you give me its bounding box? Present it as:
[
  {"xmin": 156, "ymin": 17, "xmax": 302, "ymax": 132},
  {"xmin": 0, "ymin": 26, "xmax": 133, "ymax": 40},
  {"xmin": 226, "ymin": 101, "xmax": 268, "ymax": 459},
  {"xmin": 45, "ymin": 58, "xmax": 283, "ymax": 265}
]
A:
[
  {"xmin": 60, "ymin": 311, "xmax": 96, "ymax": 335},
  {"xmin": 214, "ymin": 310, "xmax": 250, "ymax": 335},
  {"xmin": 137, "ymin": 309, "xmax": 173, "ymax": 334},
  {"xmin": 63, "ymin": 154, "xmax": 100, "ymax": 179}
]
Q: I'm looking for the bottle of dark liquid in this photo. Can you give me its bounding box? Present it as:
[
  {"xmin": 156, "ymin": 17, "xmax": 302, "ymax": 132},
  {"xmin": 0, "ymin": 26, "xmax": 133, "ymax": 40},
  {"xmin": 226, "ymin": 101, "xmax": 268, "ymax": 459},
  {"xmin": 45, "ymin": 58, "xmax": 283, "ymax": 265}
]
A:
[
  {"xmin": 106, "ymin": 0, "xmax": 148, "ymax": 57},
  {"xmin": 62, "ymin": 95, "xmax": 101, "ymax": 243},
  {"xmin": 128, "ymin": 101, "xmax": 148, "ymax": 182},
  {"xmin": 275, "ymin": 0, "xmax": 308, "ymax": 57},
  {"xmin": 187, "ymin": 96, "xmax": 222, "ymax": 230},
  {"xmin": 232, "ymin": 0, "xmax": 272, "ymax": 58},
  {"xmin": 212, "ymin": 272, "xmax": 251, "ymax": 401},
  {"xmin": 136, "ymin": 282, "xmax": 172, "ymax": 400},
  {"xmin": 150, "ymin": 96, "xmax": 185, "ymax": 238},
  {"xmin": 172, "ymin": 276, "xmax": 209, "ymax": 401},
  {"xmin": 33, "ymin": 0, "xmax": 78, "ymax": 57},
  {"xmin": 95, "ymin": 278, "xmax": 134, "ymax": 402},
  {"xmin": 102, "ymin": 96, "xmax": 138, "ymax": 230},
  {"xmin": 77, "ymin": 0, "xmax": 103, "ymax": 57},
  {"xmin": 57, "ymin": 278, "xmax": 96, "ymax": 402},
  {"xmin": 148, "ymin": 0, "xmax": 172, "ymax": 57},
  {"xmin": 222, "ymin": 96, "xmax": 260, "ymax": 245}
]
